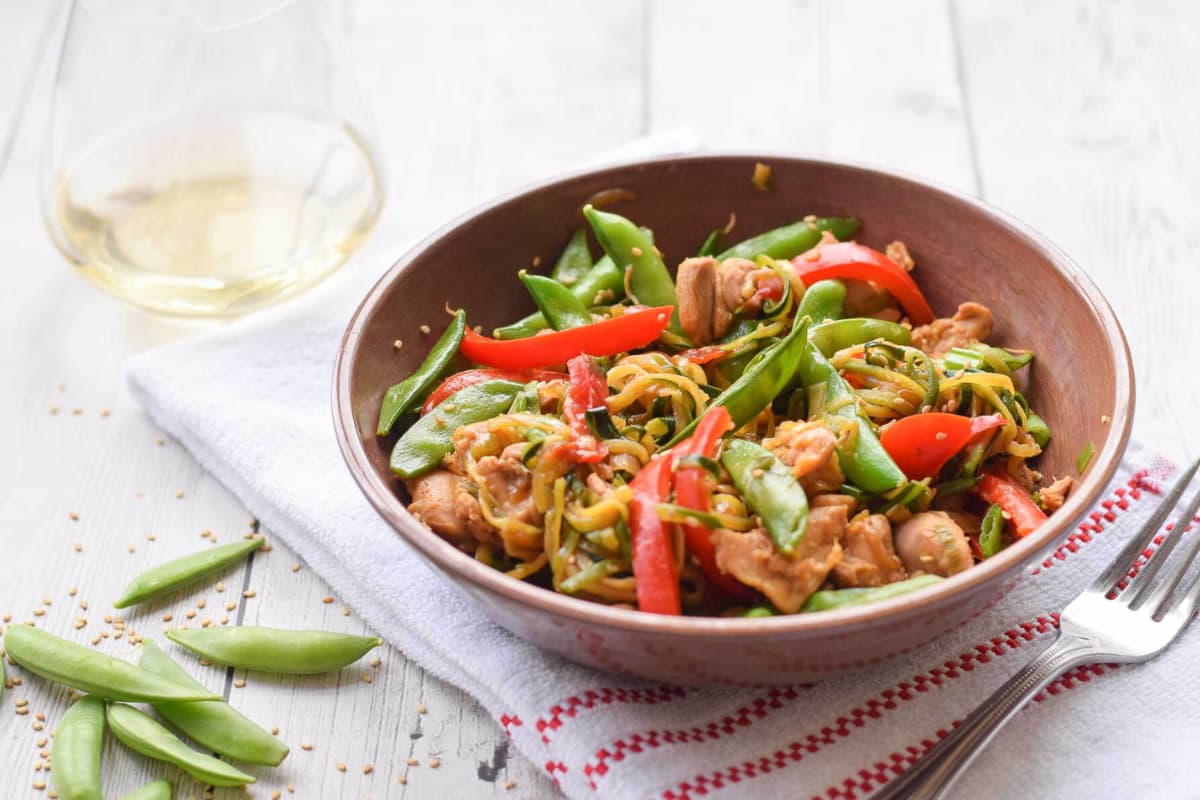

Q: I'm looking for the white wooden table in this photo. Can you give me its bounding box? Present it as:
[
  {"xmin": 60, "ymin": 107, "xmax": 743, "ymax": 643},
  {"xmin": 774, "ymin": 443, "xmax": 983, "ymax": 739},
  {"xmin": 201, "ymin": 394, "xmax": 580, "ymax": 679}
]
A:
[{"xmin": 1, "ymin": 1, "xmax": 1196, "ymax": 798}]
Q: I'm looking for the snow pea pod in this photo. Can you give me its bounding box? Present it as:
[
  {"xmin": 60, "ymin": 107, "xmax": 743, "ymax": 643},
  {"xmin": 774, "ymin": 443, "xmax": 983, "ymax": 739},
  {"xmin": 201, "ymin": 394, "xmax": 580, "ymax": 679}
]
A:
[
  {"xmin": 518, "ymin": 270, "xmax": 592, "ymax": 330},
  {"xmin": 722, "ymin": 439, "xmax": 810, "ymax": 555},
  {"xmin": 140, "ymin": 639, "xmax": 289, "ymax": 766},
  {"xmin": 106, "ymin": 703, "xmax": 255, "ymax": 787},
  {"xmin": 493, "ymin": 257, "xmax": 625, "ymax": 339},
  {"xmin": 802, "ymin": 574, "xmax": 943, "ymax": 612},
  {"xmin": 794, "ymin": 279, "xmax": 846, "ymax": 324},
  {"xmin": 117, "ymin": 781, "xmax": 173, "ymax": 800},
  {"xmin": 549, "ymin": 227, "xmax": 593, "ymax": 285},
  {"xmin": 114, "ymin": 537, "xmax": 264, "ymax": 609},
  {"xmin": 166, "ymin": 626, "xmax": 382, "ymax": 674},
  {"xmin": 666, "ymin": 314, "xmax": 811, "ymax": 446},
  {"xmin": 3, "ymin": 625, "xmax": 216, "ymax": 702},
  {"xmin": 52, "ymin": 694, "xmax": 105, "ymax": 800},
  {"xmin": 377, "ymin": 310, "xmax": 467, "ymax": 436},
  {"xmin": 390, "ymin": 379, "xmax": 525, "ymax": 479},
  {"xmin": 810, "ymin": 318, "xmax": 911, "ymax": 357},
  {"xmin": 717, "ymin": 216, "xmax": 860, "ymax": 261},
  {"xmin": 583, "ymin": 204, "xmax": 676, "ymax": 307},
  {"xmin": 1025, "ymin": 412, "xmax": 1051, "ymax": 448},
  {"xmin": 696, "ymin": 228, "xmax": 723, "ymax": 257}
]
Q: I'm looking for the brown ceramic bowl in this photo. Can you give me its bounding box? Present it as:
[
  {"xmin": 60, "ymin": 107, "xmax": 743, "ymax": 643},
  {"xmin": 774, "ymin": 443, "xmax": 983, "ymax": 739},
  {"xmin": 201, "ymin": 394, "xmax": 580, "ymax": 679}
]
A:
[{"xmin": 333, "ymin": 154, "xmax": 1133, "ymax": 685}]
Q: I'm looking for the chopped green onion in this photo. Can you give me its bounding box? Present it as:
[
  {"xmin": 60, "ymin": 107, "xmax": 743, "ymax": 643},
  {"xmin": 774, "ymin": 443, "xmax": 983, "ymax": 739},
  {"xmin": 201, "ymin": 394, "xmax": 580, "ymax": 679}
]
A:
[
  {"xmin": 585, "ymin": 407, "xmax": 622, "ymax": 440},
  {"xmin": 559, "ymin": 559, "xmax": 619, "ymax": 594},
  {"xmin": 979, "ymin": 502, "xmax": 1005, "ymax": 558},
  {"xmin": 1077, "ymin": 441, "xmax": 1095, "ymax": 474},
  {"xmin": 741, "ymin": 605, "xmax": 776, "ymax": 618}
]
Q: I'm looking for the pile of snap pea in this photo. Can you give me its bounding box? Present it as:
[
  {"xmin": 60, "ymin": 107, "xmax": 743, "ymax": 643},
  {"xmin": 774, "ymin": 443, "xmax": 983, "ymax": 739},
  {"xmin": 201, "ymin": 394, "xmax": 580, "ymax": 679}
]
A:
[{"xmin": 2, "ymin": 538, "xmax": 381, "ymax": 798}]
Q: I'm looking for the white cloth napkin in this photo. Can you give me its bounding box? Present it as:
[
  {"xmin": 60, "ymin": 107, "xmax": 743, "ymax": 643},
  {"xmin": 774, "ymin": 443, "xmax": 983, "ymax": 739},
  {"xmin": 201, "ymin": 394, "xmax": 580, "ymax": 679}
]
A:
[{"xmin": 126, "ymin": 135, "xmax": 1198, "ymax": 800}]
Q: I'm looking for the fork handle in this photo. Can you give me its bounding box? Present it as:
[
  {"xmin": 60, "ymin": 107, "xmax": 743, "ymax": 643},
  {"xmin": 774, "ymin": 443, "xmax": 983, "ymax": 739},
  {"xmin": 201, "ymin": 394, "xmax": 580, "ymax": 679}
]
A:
[{"xmin": 871, "ymin": 632, "xmax": 1099, "ymax": 800}]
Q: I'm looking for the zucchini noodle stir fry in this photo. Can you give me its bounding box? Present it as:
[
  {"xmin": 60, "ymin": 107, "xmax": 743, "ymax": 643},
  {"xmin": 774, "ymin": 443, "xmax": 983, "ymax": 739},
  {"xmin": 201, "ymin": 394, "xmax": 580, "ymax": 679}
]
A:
[{"xmin": 377, "ymin": 204, "xmax": 1072, "ymax": 616}]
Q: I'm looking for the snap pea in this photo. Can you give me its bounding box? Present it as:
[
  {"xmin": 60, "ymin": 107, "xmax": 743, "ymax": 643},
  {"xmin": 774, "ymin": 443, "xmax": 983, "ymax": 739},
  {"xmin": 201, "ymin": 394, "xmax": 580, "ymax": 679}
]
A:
[
  {"xmin": 52, "ymin": 694, "xmax": 105, "ymax": 800},
  {"xmin": 114, "ymin": 537, "xmax": 264, "ymax": 609},
  {"xmin": 942, "ymin": 344, "xmax": 1033, "ymax": 375},
  {"xmin": 140, "ymin": 639, "xmax": 289, "ymax": 766},
  {"xmin": 802, "ymin": 574, "xmax": 943, "ymax": 612},
  {"xmin": 390, "ymin": 379, "xmax": 525, "ymax": 479},
  {"xmin": 979, "ymin": 503, "xmax": 1005, "ymax": 558},
  {"xmin": 493, "ymin": 257, "xmax": 624, "ymax": 339},
  {"xmin": 1025, "ymin": 412, "xmax": 1051, "ymax": 448},
  {"xmin": 106, "ymin": 703, "xmax": 255, "ymax": 787},
  {"xmin": 722, "ymin": 439, "xmax": 810, "ymax": 554},
  {"xmin": 795, "ymin": 341, "xmax": 906, "ymax": 493},
  {"xmin": 666, "ymin": 314, "xmax": 812, "ymax": 446},
  {"xmin": 117, "ymin": 781, "xmax": 173, "ymax": 800},
  {"xmin": 377, "ymin": 310, "xmax": 467, "ymax": 436},
  {"xmin": 696, "ymin": 228, "xmax": 723, "ymax": 257},
  {"xmin": 583, "ymin": 204, "xmax": 676, "ymax": 307},
  {"xmin": 549, "ymin": 227, "xmax": 593, "ymax": 285},
  {"xmin": 518, "ymin": 270, "xmax": 592, "ymax": 330},
  {"xmin": 810, "ymin": 318, "xmax": 911, "ymax": 357},
  {"xmin": 3, "ymin": 625, "xmax": 217, "ymax": 702},
  {"xmin": 741, "ymin": 605, "xmax": 777, "ymax": 618},
  {"xmin": 717, "ymin": 216, "xmax": 860, "ymax": 261},
  {"xmin": 794, "ymin": 279, "xmax": 846, "ymax": 324},
  {"xmin": 166, "ymin": 626, "xmax": 382, "ymax": 674}
]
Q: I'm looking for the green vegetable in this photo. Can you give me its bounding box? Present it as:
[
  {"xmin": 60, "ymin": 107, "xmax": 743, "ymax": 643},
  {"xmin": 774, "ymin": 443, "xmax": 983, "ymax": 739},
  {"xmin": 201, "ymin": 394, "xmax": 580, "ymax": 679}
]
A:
[
  {"xmin": 1025, "ymin": 413, "xmax": 1051, "ymax": 448},
  {"xmin": 802, "ymin": 574, "xmax": 943, "ymax": 612},
  {"xmin": 667, "ymin": 315, "xmax": 812, "ymax": 445},
  {"xmin": 979, "ymin": 503, "xmax": 1005, "ymax": 558},
  {"xmin": 942, "ymin": 344, "xmax": 1034, "ymax": 375},
  {"xmin": 518, "ymin": 270, "xmax": 592, "ymax": 330},
  {"xmin": 741, "ymin": 605, "xmax": 777, "ymax": 618},
  {"xmin": 585, "ymin": 407, "xmax": 622, "ymax": 440},
  {"xmin": 722, "ymin": 439, "xmax": 810, "ymax": 555},
  {"xmin": 51, "ymin": 695, "xmax": 105, "ymax": 800},
  {"xmin": 113, "ymin": 537, "xmax": 264, "ymax": 609},
  {"xmin": 717, "ymin": 216, "xmax": 860, "ymax": 261},
  {"xmin": 583, "ymin": 204, "xmax": 676, "ymax": 307},
  {"xmin": 1077, "ymin": 441, "xmax": 1095, "ymax": 474},
  {"xmin": 377, "ymin": 310, "xmax": 466, "ymax": 435},
  {"xmin": 107, "ymin": 703, "xmax": 255, "ymax": 787},
  {"xmin": 2, "ymin": 624, "xmax": 217, "ymax": 703},
  {"xmin": 697, "ymin": 228, "xmax": 723, "ymax": 257},
  {"xmin": 794, "ymin": 279, "xmax": 846, "ymax": 324},
  {"xmin": 116, "ymin": 781, "xmax": 173, "ymax": 800},
  {"xmin": 390, "ymin": 379, "xmax": 525, "ymax": 479},
  {"xmin": 794, "ymin": 341, "xmax": 906, "ymax": 493},
  {"xmin": 140, "ymin": 639, "xmax": 289, "ymax": 766},
  {"xmin": 549, "ymin": 227, "xmax": 593, "ymax": 285},
  {"xmin": 166, "ymin": 626, "xmax": 382, "ymax": 675},
  {"xmin": 493, "ymin": 257, "xmax": 624, "ymax": 339},
  {"xmin": 810, "ymin": 318, "xmax": 911, "ymax": 357}
]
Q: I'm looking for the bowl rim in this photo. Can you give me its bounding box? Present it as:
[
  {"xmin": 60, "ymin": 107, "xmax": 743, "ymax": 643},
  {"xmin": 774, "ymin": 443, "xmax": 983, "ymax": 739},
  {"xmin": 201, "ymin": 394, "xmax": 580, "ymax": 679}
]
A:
[{"xmin": 333, "ymin": 151, "xmax": 1135, "ymax": 637}]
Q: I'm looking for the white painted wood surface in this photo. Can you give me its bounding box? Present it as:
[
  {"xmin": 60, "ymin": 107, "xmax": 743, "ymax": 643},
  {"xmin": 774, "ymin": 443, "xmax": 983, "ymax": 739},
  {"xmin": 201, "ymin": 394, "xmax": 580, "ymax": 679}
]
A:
[{"xmin": 0, "ymin": 1, "xmax": 1196, "ymax": 798}]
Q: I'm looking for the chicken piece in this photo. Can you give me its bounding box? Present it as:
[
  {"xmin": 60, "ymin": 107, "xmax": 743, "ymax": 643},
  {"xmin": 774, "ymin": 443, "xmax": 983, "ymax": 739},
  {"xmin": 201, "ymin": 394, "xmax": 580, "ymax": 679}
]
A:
[
  {"xmin": 843, "ymin": 279, "xmax": 894, "ymax": 317},
  {"xmin": 1011, "ymin": 460, "xmax": 1043, "ymax": 493},
  {"xmin": 811, "ymin": 493, "xmax": 858, "ymax": 514},
  {"xmin": 676, "ymin": 257, "xmax": 731, "ymax": 345},
  {"xmin": 1040, "ymin": 476, "xmax": 1074, "ymax": 512},
  {"xmin": 474, "ymin": 443, "xmax": 540, "ymax": 525},
  {"xmin": 763, "ymin": 420, "xmax": 845, "ymax": 495},
  {"xmin": 832, "ymin": 514, "xmax": 906, "ymax": 588},
  {"xmin": 406, "ymin": 470, "xmax": 493, "ymax": 547},
  {"xmin": 715, "ymin": 257, "xmax": 760, "ymax": 313},
  {"xmin": 712, "ymin": 505, "xmax": 847, "ymax": 613},
  {"xmin": 894, "ymin": 511, "xmax": 974, "ymax": 577},
  {"xmin": 910, "ymin": 302, "xmax": 994, "ymax": 358},
  {"xmin": 885, "ymin": 240, "xmax": 915, "ymax": 271}
]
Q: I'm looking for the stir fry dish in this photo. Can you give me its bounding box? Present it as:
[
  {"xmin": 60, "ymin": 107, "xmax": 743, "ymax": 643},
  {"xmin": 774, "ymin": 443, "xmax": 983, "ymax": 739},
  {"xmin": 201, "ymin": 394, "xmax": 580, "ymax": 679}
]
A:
[{"xmin": 377, "ymin": 204, "xmax": 1072, "ymax": 616}]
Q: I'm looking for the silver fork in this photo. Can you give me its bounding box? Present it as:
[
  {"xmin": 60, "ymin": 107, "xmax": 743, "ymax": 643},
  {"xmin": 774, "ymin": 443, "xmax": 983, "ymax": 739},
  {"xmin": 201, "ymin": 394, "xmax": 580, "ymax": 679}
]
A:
[{"xmin": 873, "ymin": 456, "xmax": 1200, "ymax": 800}]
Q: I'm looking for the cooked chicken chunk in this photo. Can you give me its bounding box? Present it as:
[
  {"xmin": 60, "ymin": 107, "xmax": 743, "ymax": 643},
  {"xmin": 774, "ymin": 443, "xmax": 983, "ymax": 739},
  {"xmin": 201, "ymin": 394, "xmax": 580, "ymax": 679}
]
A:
[
  {"xmin": 832, "ymin": 513, "xmax": 906, "ymax": 588},
  {"xmin": 1040, "ymin": 476, "xmax": 1073, "ymax": 512},
  {"xmin": 676, "ymin": 257, "xmax": 731, "ymax": 345},
  {"xmin": 711, "ymin": 505, "xmax": 847, "ymax": 613},
  {"xmin": 406, "ymin": 470, "xmax": 493, "ymax": 547},
  {"xmin": 910, "ymin": 302, "xmax": 994, "ymax": 358},
  {"xmin": 894, "ymin": 511, "xmax": 974, "ymax": 577},
  {"xmin": 475, "ymin": 443, "xmax": 539, "ymax": 525},
  {"xmin": 763, "ymin": 420, "xmax": 845, "ymax": 495},
  {"xmin": 885, "ymin": 240, "xmax": 915, "ymax": 271}
]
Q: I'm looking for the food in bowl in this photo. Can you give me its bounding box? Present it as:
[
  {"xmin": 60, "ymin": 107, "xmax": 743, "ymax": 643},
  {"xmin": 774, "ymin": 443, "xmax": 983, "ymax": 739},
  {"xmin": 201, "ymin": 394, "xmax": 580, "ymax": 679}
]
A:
[{"xmin": 375, "ymin": 203, "xmax": 1071, "ymax": 617}]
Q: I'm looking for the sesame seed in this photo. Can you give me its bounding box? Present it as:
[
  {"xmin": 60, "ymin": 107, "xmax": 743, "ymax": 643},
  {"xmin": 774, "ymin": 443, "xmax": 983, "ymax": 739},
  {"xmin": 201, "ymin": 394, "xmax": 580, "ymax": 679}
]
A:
[
  {"xmin": 369, "ymin": 657, "xmax": 381, "ymax": 668},
  {"xmin": 336, "ymin": 762, "xmax": 347, "ymax": 772},
  {"xmin": 322, "ymin": 596, "xmax": 334, "ymax": 604},
  {"xmin": 185, "ymin": 610, "xmax": 196, "ymax": 619},
  {"xmin": 33, "ymin": 780, "xmax": 46, "ymax": 790},
  {"xmin": 49, "ymin": 406, "xmax": 58, "ymax": 415},
  {"xmin": 505, "ymin": 779, "xmax": 516, "ymax": 790},
  {"xmin": 363, "ymin": 764, "xmax": 373, "ymax": 774},
  {"xmin": 215, "ymin": 581, "xmax": 224, "ymax": 592},
  {"xmin": 175, "ymin": 490, "xmax": 184, "ymax": 499},
  {"xmin": 406, "ymin": 757, "xmax": 418, "ymax": 766},
  {"xmin": 342, "ymin": 607, "xmax": 351, "ymax": 617},
  {"xmin": 417, "ymin": 703, "xmax": 427, "ymax": 714},
  {"xmin": 631, "ymin": 246, "xmax": 643, "ymax": 257},
  {"xmin": 225, "ymin": 602, "xmax": 236, "ymax": 611},
  {"xmin": 398, "ymin": 775, "xmax": 408, "ymax": 785},
  {"xmin": 271, "ymin": 792, "xmax": 281, "ymax": 800},
  {"xmin": 101, "ymin": 409, "xmax": 111, "ymax": 417},
  {"xmin": 429, "ymin": 758, "xmax": 441, "ymax": 768},
  {"xmin": 127, "ymin": 545, "xmax": 135, "ymax": 554},
  {"xmin": 197, "ymin": 598, "xmax": 207, "ymax": 609},
  {"xmin": 68, "ymin": 512, "xmax": 79, "ymax": 521},
  {"xmin": 531, "ymin": 256, "xmax": 541, "ymax": 267},
  {"xmin": 420, "ymin": 324, "xmax": 431, "ymax": 334},
  {"xmin": 72, "ymin": 543, "xmax": 82, "ymax": 553},
  {"xmin": 199, "ymin": 659, "xmax": 211, "ymax": 666},
  {"xmin": 162, "ymin": 613, "xmax": 173, "ymax": 622},
  {"xmin": 33, "ymin": 609, "xmax": 45, "ymax": 617},
  {"xmin": 243, "ymin": 590, "xmax": 256, "ymax": 598},
  {"xmin": 71, "ymin": 408, "xmax": 82, "ymax": 415},
  {"xmin": 219, "ymin": 615, "xmax": 229, "ymax": 625},
  {"xmin": 78, "ymin": 601, "xmax": 87, "ymax": 611},
  {"xmin": 15, "ymin": 707, "xmax": 29, "ymax": 716},
  {"xmin": 32, "ymin": 721, "xmax": 44, "ymax": 730},
  {"xmin": 15, "ymin": 698, "xmax": 27, "ymax": 706},
  {"xmin": 271, "ymin": 725, "xmax": 279, "ymax": 735},
  {"xmin": 146, "ymin": 533, "xmax": 156, "ymax": 542},
  {"xmin": 301, "ymin": 743, "xmax": 313, "ymax": 751},
  {"xmin": 291, "ymin": 564, "xmax": 301, "ymax": 573},
  {"xmin": 393, "ymin": 339, "xmax": 403, "ymax": 350},
  {"xmin": 155, "ymin": 437, "xmax": 164, "ymax": 446},
  {"xmin": 361, "ymin": 674, "xmax": 373, "ymax": 685},
  {"xmin": 233, "ymin": 680, "xmax": 246, "ymax": 689}
]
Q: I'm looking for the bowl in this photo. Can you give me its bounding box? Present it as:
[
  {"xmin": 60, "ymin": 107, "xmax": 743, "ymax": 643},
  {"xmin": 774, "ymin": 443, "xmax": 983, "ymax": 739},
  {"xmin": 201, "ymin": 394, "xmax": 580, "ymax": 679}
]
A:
[{"xmin": 333, "ymin": 154, "xmax": 1133, "ymax": 685}]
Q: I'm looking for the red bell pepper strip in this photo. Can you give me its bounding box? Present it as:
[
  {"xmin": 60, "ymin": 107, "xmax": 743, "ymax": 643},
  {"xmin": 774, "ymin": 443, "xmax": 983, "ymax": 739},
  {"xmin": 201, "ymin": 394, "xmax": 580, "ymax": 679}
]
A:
[
  {"xmin": 677, "ymin": 345, "xmax": 728, "ymax": 365},
  {"xmin": 671, "ymin": 407, "xmax": 753, "ymax": 600},
  {"xmin": 880, "ymin": 413, "xmax": 1006, "ymax": 480},
  {"xmin": 975, "ymin": 470, "xmax": 1047, "ymax": 538},
  {"xmin": 561, "ymin": 355, "xmax": 609, "ymax": 463},
  {"xmin": 459, "ymin": 305, "xmax": 674, "ymax": 370},
  {"xmin": 790, "ymin": 242, "xmax": 935, "ymax": 325},
  {"xmin": 420, "ymin": 368, "xmax": 567, "ymax": 415},
  {"xmin": 629, "ymin": 455, "xmax": 682, "ymax": 615}
]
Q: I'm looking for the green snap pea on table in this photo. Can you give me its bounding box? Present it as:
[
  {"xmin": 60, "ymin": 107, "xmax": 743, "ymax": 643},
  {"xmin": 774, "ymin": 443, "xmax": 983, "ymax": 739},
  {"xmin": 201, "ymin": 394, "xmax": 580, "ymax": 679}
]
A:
[
  {"xmin": 116, "ymin": 781, "xmax": 173, "ymax": 800},
  {"xmin": 548, "ymin": 226, "xmax": 593, "ymax": 285},
  {"xmin": 802, "ymin": 574, "xmax": 944, "ymax": 612},
  {"xmin": 2, "ymin": 625, "xmax": 216, "ymax": 702},
  {"xmin": 166, "ymin": 626, "xmax": 382, "ymax": 674},
  {"xmin": 140, "ymin": 639, "xmax": 289, "ymax": 766},
  {"xmin": 113, "ymin": 536, "xmax": 264, "ymax": 609},
  {"xmin": 390, "ymin": 379, "xmax": 525, "ymax": 478},
  {"xmin": 810, "ymin": 317, "xmax": 911, "ymax": 357},
  {"xmin": 583, "ymin": 204, "xmax": 677, "ymax": 308},
  {"xmin": 518, "ymin": 270, "xmax": 593, "ymax": 330},
  {"xmin": 106, "ymin": 703, "xmax": 255, "ymax": 787},
  {"xmin": 722, "ymin": 439, "xmax": 810, "ymax": 554},
  {"xmin": 716, "ymin": 215, "xmax": 860, "ymax": 261},
  {"xmin": 50, "ymin": 694, "xmax": 105, "ymax": 800},
  {"xmin": 794, "ymin": 278, "xmax": 846, "ymax": 324},
  {"xmin": 493, "ymin": 255, "xmax": 625, "ymax": 339},
  {"xmin": 377, "ymin": 309, "xmax": 467, "ymax": 436}
]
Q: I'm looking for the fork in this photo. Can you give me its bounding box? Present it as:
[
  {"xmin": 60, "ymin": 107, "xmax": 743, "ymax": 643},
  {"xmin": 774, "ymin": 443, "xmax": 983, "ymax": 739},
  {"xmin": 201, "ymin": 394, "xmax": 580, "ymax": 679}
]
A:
[{"xmin": 873, "ymin": 457, "xmax": 1200, "ymax": 800}]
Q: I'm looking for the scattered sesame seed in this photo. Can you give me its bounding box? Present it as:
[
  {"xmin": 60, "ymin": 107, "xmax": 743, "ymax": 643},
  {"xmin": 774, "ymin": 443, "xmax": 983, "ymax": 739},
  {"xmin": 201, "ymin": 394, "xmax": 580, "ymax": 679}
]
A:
[
  {"xmin": 233, "ymin": 680, "xmax": 246, "ymax": 689},
  {"xmin": 505, "ymin": 779, "xmax": 516, "ymax": 790},
  {"xmin": 342, "ymin": 607, "xmax": 351, "ymax": 617},
  {"xmin": 287, "ymin": 784, "xmax": 295, "ymax": 793},
  {"xmin": 72, "ymin": 542, "xmax": 82, "ymax": 553},
  {"xmin": 370, "ymin": 657, "xmax": 381, "ymax": 668},
  {"xmin": 15, "ymin": 707, "xmax": 29, "ymax": 716},
  {"xmin": 215, "ymin": 581, "xmax": 224, "ymax": 592},
  {"xmin": 155, "ymin": 437, "xmax": 164, "ymax": 446},
  {"xmin": 78, "ymin": 601, "xmax": 87, "ymax": 611},
  {"xmin": 15, "ymin": 698, "xmax": 28, "ymax": 706},
  {"xmin": 419, "ymin": 324, "xmax": 431, "ymax": 334},
  {"xmin": 33, "ymin": 608, "xmax": 45, "ymax": 617},
  {"xmin": 196, "ymin": 598, "xmax": 207, "ymax": 609},
  {"xmin": 127, "ymin": 545, "xmax": 135, "ymax": 554},
  {"xmin": 301, "ymin": 743, "xmax": 313, "ymax": 751},
  {"xmin": 146, "ymin": 533, "xmax": 156, "ymax": 542},
  {"xmin": 243, "ymin": 590, "xmax": 256, "ymax": 598},
  {"xmin": 32, "ymin": 721, "xmax": 44, "ymax": 731},
  {"xmin": 89, "ymin": 636, "xmax": 100, "ymax": 646},
  {"xmin": 291, "ymin": 564, "xmax": 301, "ymax": 573},
  {"xmin": 68, "ymin": 512, "xmax": 79, "ymax": 521},
  {"xmin": 199, "ymin": 659, "xmax": 211, "ymax": 666},
  {"xmin": 225, "ymin": 602, "xmax": 236, "ymax": 611},
  {"xmin": 393, "ymin": 339, "xmax": 403, "ymax": 350},
  {"xmin": 406, "ymin": 757, "xmax": 419, "ymax": 766},
  {"xmin": 175, "ymin": 490, "xmax": 184, "ymax": 499},
  {"xmin": 219, "ymin": 615, "xmax": 229, "ymax": 625},
  {"xmin": 335, "ymin": 761, "xmax": 347, "ymax": 772},
  {"xmin": 33, "ymin": 780, "xmax": 46, "ymax": 790},
  {"xmin": 68, "ymin": 587, "xmax": 77, "ymax": 597},
  {"xmin": 361, "ymin": 674, "xmax": 373, "ymax": 685},
  {"xmin": 429, "ymin": 758, "xmax": 441, "ymax": 768},
  {"xmin": 185, "ymin": 610, "xmax": 197, "ymax": 620},
  {"xmin": 630, "ymin": 246, "xmax": 643, "ymax": 257},
  {"xmin": 398, "ymin": 775, "xmax": 408, "ymax": 785},
  {"xmin": 101, "ymin": 409, "xmax": 111, "ymax": 417},
  {"xmin": 363, "ymin": 764, "xmax": 373, "ymax": 774},
  {"xmin": 49, "ymin": 406, "xmax": 58, "ymax": 415},
  {"xmin": 417, "ymin": 703, "xmax": 427, "ymax": 714},
  {"xmin": 71, "ymin": 408, "xmax": 82, "ymax": 416},
  {"xmin": 322, "ymin": 596, "xmax": 334, "ymax": 604},
  {"xmin": 271, "ymin": 792, "xmax": 281, "ymax": 800},
  {"xmin": 270, "ymin": 725, "xmax": 279, "ymax": 735}
]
